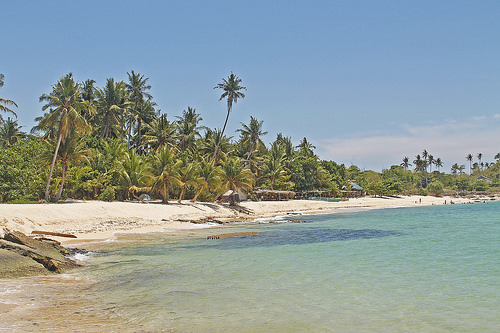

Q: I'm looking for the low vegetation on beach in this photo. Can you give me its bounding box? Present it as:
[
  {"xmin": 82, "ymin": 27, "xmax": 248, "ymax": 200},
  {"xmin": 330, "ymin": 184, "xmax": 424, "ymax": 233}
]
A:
[{"xmin": 1, "ymin": 72, "xmax": 499, "ymax": 204}]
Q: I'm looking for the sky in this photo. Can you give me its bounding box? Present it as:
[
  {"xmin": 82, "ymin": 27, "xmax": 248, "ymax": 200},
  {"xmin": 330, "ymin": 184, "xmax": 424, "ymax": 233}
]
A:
[{"xmin": 2, "ymin": 0, "xmax": 500, "ymax": 171}]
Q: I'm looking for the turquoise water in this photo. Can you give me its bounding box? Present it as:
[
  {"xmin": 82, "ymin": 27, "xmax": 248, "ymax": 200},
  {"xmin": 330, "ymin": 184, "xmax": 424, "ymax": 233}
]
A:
[{"xmin": 80, "ymin": 202, "xmax": 500, "ymax": 332}]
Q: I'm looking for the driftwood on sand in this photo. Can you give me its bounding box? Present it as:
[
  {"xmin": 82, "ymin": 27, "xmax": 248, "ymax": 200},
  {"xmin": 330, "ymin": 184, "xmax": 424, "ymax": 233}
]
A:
[
  {"xmin": 207, "ymin": 232, "xmax": 259, "ymax": 240},
  {"xmin": 31, "ymin": 230, "xmax": 78, "ymax": 238}
]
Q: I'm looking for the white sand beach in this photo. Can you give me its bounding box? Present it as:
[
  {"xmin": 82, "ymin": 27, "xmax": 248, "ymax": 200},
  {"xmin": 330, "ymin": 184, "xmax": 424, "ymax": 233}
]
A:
[{"xmin": 0, "ymin": 195, "xmax": 491, "ymax": 244}]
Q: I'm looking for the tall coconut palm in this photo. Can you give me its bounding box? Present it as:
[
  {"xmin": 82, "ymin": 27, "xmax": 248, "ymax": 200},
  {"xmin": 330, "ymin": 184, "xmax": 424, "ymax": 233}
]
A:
[
  {"xmin": 38, "ymin": 73, "xmax": 92, "ymax": 201},
  {"xmin": 297, "ymin": 137, "xmax": 316, "ymax": 158},
  {"xmin": 237, "ymin": 116, "xmax": 268, "ymax": 164},
  {"xmin": 143, "ymin": 113, "xmax": 178, "ymax": 152},
  {"xmin": 401, "ymin": 156, "xmax": 411, "ymax": 171},
  {"xmin": 427, "ymin": 154, "xmax": 434, "ymax": 173},
  {"xmin": 466, "ymin": 154, "xmax": 473, "ymax": 175},
  {"xmin": 175, "ymin": 107, "xmax": 203, "ymax": 151},
  {"xmin": 0, "ymin": 117, "xmax": 25, "ymax": 146},
  {"xmin": 80, "ymin": 79, "xmax": 97, "ymax": 122},
  {"xmin": 434, "ymin": 158, "xmax": 443, "ymax": 173},
  {"xmin": 0, "ymin": 74, "xmax": 18, "ymax": 124},
  {"xmin": 149, "ymin": 145, "xmax": 181, "ymax": 203},
  {"xmin": 95, "ymin": 78, "xmax": 131, "ymax": 139},
  {"xmin": 132, "ymin": 99, "xmax": 157, "ymax": 151},
  {"xmin": 212, "ymin": 73, "xmax": 246, "ymax": 161},
  {"xmin": 216, "ymin": 157, "xmax": 254, "ymax": 204},
  {"xmin": 126, "ymin": 71, "xmax": 152, "ymax": 146},
  {"xmin": 52, "ymin": 129, "xmax": 87, "ymax": 201},
  {"xmin": 477, "ymin": 153, "xmax": 483, "ymax": 171}
]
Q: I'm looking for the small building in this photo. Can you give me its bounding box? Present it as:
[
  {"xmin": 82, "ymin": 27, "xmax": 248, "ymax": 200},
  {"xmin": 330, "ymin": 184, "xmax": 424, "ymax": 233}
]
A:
[
  {"xmin": 341, "ymin": 182, "xmax": 364, "ymax": 198},
  {"xmin": 476, "ymin": 176, "xmax": 492, "ymax": 184}
]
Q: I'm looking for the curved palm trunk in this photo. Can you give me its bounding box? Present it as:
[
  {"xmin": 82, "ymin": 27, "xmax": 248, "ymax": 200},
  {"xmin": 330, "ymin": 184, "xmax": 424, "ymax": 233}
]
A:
[
  {"xmin": 211, "ymin": 106, "xmax": 231, "ymax": 163},
  {"xmin": 191, "ymin": 184, "xmax": 207, "ymax": 203},
  {"xmin": 178, "ymin": 186, "xmax": 185, "ymax": 203},
  {"xmin": 44, "ymin": 132, "xmax": 63, "ymax": 201},
  {"xmin": 54, "ymin": 163, "xmax": 68, "ymax": 202}
]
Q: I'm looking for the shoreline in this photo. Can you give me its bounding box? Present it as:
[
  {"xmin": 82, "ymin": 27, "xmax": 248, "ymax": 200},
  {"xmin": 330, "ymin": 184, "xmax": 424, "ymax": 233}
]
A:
[
  {"xmin": 1, "ymin": 195, "xmax": 494, "ymax": 246},
  {"xmin": 0, "ymin": 195, "xmax": 497, "ymax": 328}
]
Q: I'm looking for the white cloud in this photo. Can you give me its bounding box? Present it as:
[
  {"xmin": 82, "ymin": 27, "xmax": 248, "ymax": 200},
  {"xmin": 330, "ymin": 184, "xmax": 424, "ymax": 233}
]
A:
[{"xmin": 316, "ymin": 117, "xmax": 500, "ymax": 172}]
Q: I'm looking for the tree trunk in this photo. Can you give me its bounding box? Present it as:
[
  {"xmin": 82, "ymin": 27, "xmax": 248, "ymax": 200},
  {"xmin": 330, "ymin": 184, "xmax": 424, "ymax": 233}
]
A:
[
  {"xmin": 191, "ymin": 185, "xmax": 206, "ymax": 203},
  {"xmin": 44, "ymin": 132, "xmax": 63, "ymax": 202},
  {"xmin": 211, "ymin": 107, "xmax": 231, "ymax": 163},
  {"xmin": 53, "ymin": 163, "xmax": 67, "ymax": 202},
  {"xmin": 178, "ymin": 186, "xmax": 185, "ymax": 203},
  {"xmin": 162, "ymin": 181, "xmax": 168, "ymax": 204}
]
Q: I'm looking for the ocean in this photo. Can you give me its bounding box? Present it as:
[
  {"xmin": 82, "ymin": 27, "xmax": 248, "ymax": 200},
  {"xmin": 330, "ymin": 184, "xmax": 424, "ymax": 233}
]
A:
[{"xmin": 2, "ymin": 201, "xmax": 499, "ymax": 332}]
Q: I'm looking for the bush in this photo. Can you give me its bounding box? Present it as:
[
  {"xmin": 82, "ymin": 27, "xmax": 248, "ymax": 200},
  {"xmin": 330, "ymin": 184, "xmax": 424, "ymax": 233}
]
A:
[
  {"xmin": 427, "ymin": 181, "xmax": 444, "ymax": 196},
  {"xmin": 98, "ymin": 186, "xmax": 115, "ymax": 202}
]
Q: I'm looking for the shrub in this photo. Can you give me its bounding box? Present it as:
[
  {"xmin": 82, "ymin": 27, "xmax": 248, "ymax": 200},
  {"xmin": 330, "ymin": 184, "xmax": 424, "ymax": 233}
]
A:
[
  {"xmin": 98, "ymin": 186, "xmax": 115, "ymax": 201},
  {"xmin": 427, "ymin": 181, "xmax": 444, "ymax": 196}
]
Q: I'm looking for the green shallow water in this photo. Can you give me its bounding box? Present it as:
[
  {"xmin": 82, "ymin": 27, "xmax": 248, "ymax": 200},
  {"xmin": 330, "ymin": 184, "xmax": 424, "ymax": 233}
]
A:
[{"xmin": 79, "ymin": 202, "xmax": 500, "ymax": 332}]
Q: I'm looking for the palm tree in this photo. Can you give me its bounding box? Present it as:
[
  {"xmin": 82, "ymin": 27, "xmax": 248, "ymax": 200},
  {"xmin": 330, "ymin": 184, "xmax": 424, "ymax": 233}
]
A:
[
  {"xmin": 216, "ymin": 157, "xmax": 254, "ymax": 204},
  {"xmin": 175, "ymin": 156, "xmax": 201, "ymax": 203},
  {"xmin": 458, "ymin": 164, "xmax": 466, "ymax": 175},
  {"xmin": 175, "ymin": 107, "xmax": 203, "ymax": 151},
  {"xmin": 466, "ymin": 154, "xmax": 473, "ymax": 175},
  {"xmin": 126, "ymin": 71, "xmax": 152, "ymax": 147},
  {"xmin": 80, "ymin": 79, "xmax": 97, "ymax": 122},
  {"xmin": 38, "ymin": 73, "xmax": 92, "ymax": 201},
  {"xmin": 401, "ymin": 156, "xmax": 411, "ymax": 171},
  {"xmin": 119, "ymin": 149, "xmax": 150, "ymax": 201},
  {"xmin": 434, "ymin": 158, "xmax": 443, "ymax": 173},
  {"xmin": 0, "ymin": 74, "xmax": 18, "ymax": 124},
  {"xmin": 477, "ymin": 153, "xmax": 483, "ymax": 171},
  {"xmin": 495, "ymin": 153, "xmax": 500, "ymax": 162},
  {"xmin": 95, "ymin": 78, "xmax": 131, "ymax": 139},
  {"xmin": 237, "ymin": 116, "xmax": 268, "ymax": 165},
  {"xmin": 52, "ymin": 129, "xmax": 87, "ymax": 201},
  {"xmin": 212, "ymin": 73, "xmax": 246, "ymax": 161},
  {"xmin": 143, "ymin": 113, "xmax": 177, "ymax": 152},
  {"xmin": 263, "ymin": 148, "xmax": 286, "ymax": 190},
  {"xmin": 297, "ymin": 137, "xmax": 316, "ymax": 158},
  {"xmin": 427, "ymin": 154, "xmax": 434, "ymax": 173},
  {"xmin": 191, "ymin": 158, "xmax": 221, "ymax": 202},
  {"xmin": 0, "ymin": 117, "xmax": 25, "ymax": 146},
  {"xmin": 149, "ymin": 145, "xmax": 181, "ymax": 203},
  {"xmin": 198, "ymin": 128, "xmax": 232, "ymax": 164},
  {"xmin": 132, "ymin": 99, "xmax": 157, "ymax": 151}
]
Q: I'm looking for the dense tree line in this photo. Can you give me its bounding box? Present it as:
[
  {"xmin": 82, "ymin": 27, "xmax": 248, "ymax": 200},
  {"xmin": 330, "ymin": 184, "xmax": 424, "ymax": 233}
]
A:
[{"xmin": 0, "ymin": 72, "xmax": 499, "ymax": 203}]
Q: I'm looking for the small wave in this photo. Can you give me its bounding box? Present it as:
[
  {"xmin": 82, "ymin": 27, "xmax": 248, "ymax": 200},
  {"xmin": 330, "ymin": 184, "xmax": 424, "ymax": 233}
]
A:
[
  {"xmin": 69, "ymin": 250, "xmax": 94, "ymax": 262},
  {"xmin": 253, "ymin": 215, "xmax": 289, "ymax": 224}
]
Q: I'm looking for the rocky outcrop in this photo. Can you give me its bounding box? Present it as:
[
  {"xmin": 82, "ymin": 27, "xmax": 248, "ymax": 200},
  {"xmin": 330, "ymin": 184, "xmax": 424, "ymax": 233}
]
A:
[{"xmin": 0, "ymin": 230, "xmax": 80, "ymax": 278}]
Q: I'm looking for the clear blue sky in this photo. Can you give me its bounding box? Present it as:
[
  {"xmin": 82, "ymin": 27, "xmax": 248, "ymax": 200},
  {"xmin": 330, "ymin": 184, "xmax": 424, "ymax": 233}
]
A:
[{"xmin": 2, "ymin": 0, "xmax": 499, "ymax": 171}]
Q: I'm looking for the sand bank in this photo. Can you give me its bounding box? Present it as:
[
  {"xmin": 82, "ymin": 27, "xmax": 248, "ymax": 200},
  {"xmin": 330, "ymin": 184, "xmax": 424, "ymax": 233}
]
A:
[{"xmin": 0, "ymin": 195, "xmax": 489, "ymax": 245}]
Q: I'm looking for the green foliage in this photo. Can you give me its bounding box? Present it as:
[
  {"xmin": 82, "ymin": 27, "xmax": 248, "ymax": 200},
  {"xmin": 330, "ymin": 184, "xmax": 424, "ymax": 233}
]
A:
[
  {"xmin": 0, "ymin": 137, "xmax": 46, "ymax": 202},
  {"xmin": 427, "ymin": 181, "xmax": 444, "ymax": 196},
  {"xmin": 98, "ymin": 186, "xmax": 116, "ymax": 201},
  {"xmin": 5, "ymin": 73, "xmax": 500, "ymax": 204}
]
